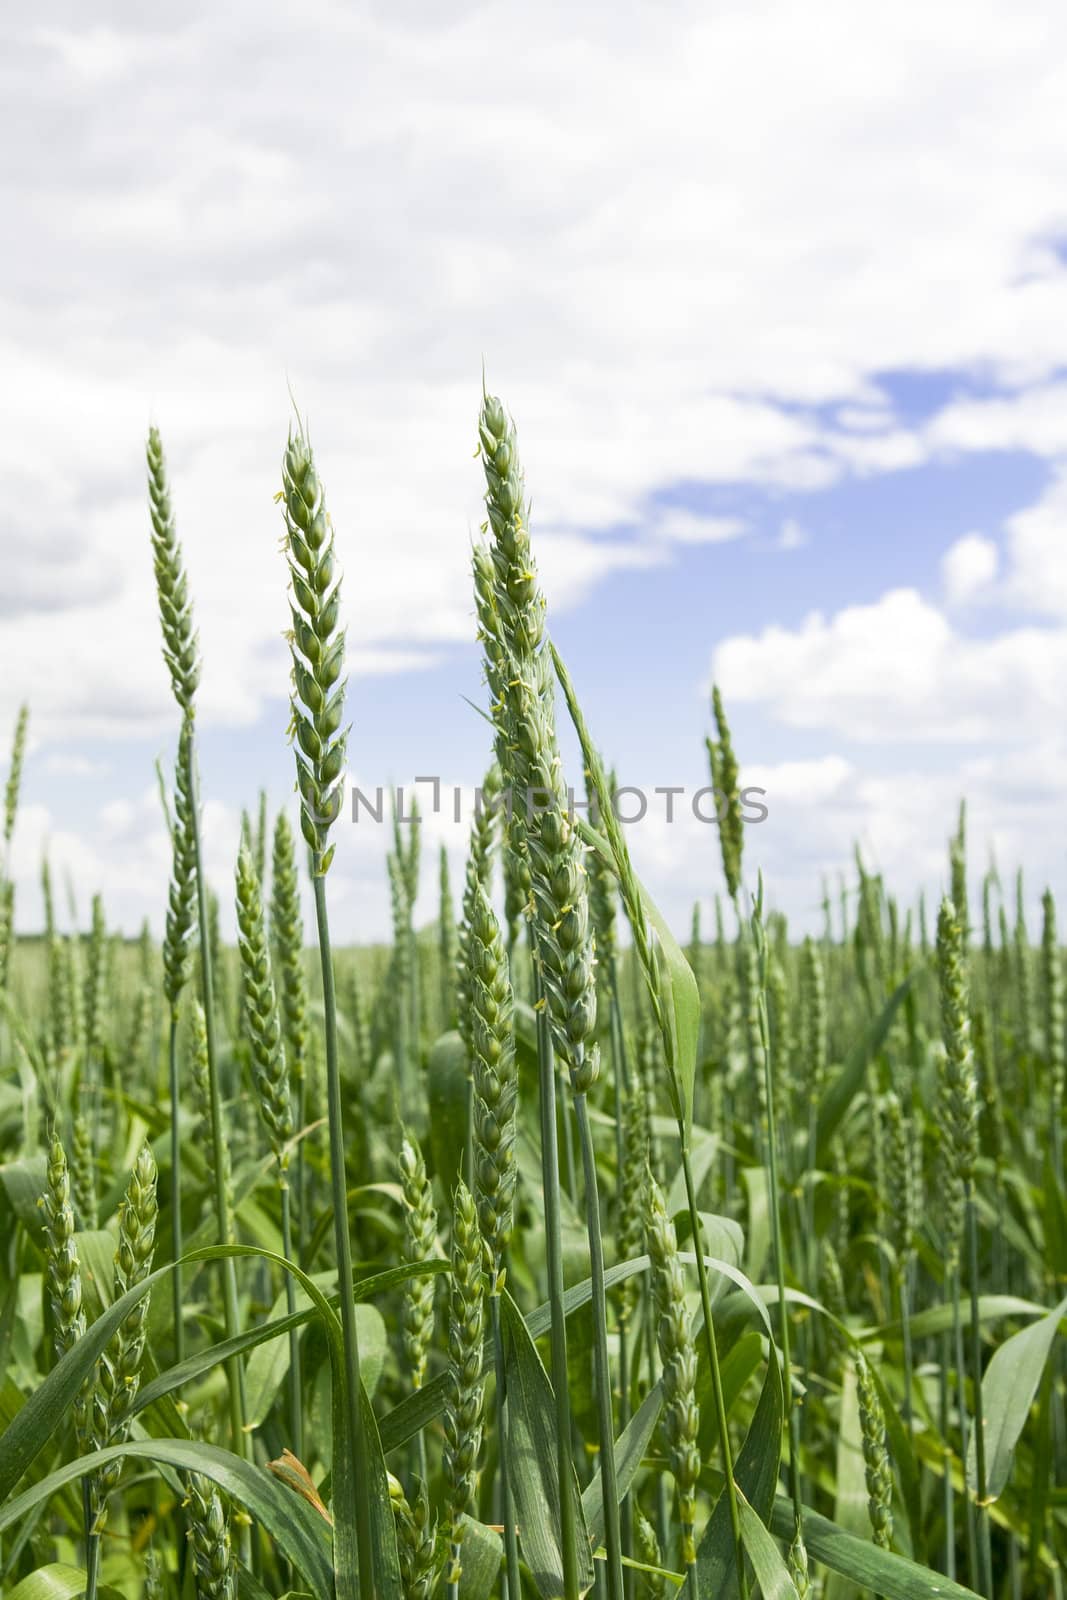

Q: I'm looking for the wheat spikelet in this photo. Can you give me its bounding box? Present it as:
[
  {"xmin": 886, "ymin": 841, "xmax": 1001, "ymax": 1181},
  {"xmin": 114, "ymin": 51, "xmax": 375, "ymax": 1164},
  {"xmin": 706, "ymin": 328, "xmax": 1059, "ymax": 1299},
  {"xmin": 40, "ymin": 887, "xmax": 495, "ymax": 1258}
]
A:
[
  {"xmin": 147, "ymin": 427, "xmax": 200, "ymax": 713},
  {"xmin": 949, "ymin": 800, "xmax": 969, "ymax": 946},
  {"xmin": 39, "ymin": 1128, "xmax": 92, "ymax": 1451},
  {"xmin": 186, "ymin": 1473, "xmax": 236, "ymax": 1600},
  {"xmin": 788, "ymin": 1526, "xmax": 812, "ymax": 1598},
  {"xmin": 616, "ymin": 1077, "xmax": 649, "ymax": 1333},
  {"xmin": 235, "ymin": 842, "xmax": 293, "ymax": 1170},
  {"xmin": 476, "ymin": 394, "xmax": 599, "ymax": 1090},
  {"xmin": 190, "ymin": 1002, "xmax": 234, "ymax": 1238},
  {"xmin": 468, "ymin": 882, "xmax": 518, "ymax": 1282},
  {"xmin": 271, "ymin": 810, "xmax": 309, "ymax": 1127},
  {"xmin": 443, "ymin": 1179, "xmax": 487, "ymax": 1585},
  {"xmin": 3, "ymin": 702, "xmax": 28, "ymax": 851},
  {"xmin": 90, "ymin": 1143, "xmax": 159, "ymax": 1528},
  {"xmin": 1042, "ymin": 889, "xmax": 1064, "ymax": 1117},
  {"xmin": 279, "ymin": 425, "xmax": 348, "ymax": 875},
  {"xmin": 456, "ymin": 762, "xmax": 501, "ymax": 1054},
  {"xmin": 645, "ymin": 1171, "xmax": 701, "ymax": 1567},
  {"xmin": 936, "ymin": 896, "xmax": 978, "ymax": 1269},
  {"xmin": 856, "ymin": 1351, "xmax": 893, "ymax": 1550},
  {"xmin": 707, "ymin": 685, "xmax": 743, "ymax": 900},
  {"xmin": 398, "ymin": 1131, "xmax": 438, "ymax": 1390},
  {"xmin": 633, "ymin": 1509, "xmax": 668, "ymax": 1599},
  {"xmin": 438, "ymin": 844, "xmax": 458, "ymax": 1027},
  {"xmin": 799, "ymin": 937, "xmax": 827, "ymax": 1106},
  {"xmin": 71, "ymin": 1110, "xmax": 97, "ymax": 1230},
  {"xmin": 389, "ymin": 1475, "xmax": 440, "ymax": 1600}
]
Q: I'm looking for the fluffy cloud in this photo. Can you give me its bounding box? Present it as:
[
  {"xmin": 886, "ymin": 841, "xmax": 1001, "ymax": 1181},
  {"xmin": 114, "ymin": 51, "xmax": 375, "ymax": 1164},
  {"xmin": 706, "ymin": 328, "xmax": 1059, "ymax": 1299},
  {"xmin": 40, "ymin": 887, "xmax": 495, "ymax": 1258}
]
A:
[
  {"xmin": 714, "ymin": 587, "xmax": 1067, "ymax": 743},
  {"xmin": 7, "ymin": 2, "xmax": 1067, "ymax": 933},
  {"xmin": 942, "ymin": 533, "xmax": 999, "ymax": 605},
  {"xmin": 6, "ymin": 1, "xmax": 1067, "ymax": 746},
  {"xmin": 1002, "ymin": 468, "xmax": 1067, "ymax": 618}
]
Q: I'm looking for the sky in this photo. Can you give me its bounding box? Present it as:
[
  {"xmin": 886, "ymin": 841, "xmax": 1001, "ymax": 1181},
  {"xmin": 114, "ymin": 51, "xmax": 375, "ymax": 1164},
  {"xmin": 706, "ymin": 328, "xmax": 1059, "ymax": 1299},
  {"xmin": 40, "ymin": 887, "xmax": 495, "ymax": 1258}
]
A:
[{"xmin": 2, "ymin": 0, "xmax": 1067, "ymax": 944}]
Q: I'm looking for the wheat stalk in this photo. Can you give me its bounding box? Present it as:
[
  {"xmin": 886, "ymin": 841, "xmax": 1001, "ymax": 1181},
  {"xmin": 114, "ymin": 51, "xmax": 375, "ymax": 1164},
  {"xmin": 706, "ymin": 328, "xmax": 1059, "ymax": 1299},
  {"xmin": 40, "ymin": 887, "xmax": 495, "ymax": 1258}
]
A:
[{"xmin": 279, "ymin": 417, "xmax": 376, "ymax": 1595}]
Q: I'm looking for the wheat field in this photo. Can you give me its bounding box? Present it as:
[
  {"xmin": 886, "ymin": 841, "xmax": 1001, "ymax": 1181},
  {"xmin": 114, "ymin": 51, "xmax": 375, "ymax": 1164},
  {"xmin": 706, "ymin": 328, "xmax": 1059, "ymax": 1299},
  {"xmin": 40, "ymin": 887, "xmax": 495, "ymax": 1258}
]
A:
[{"xmin": 0, "ymin": 394, "xmax": 1061, "ymax": 1600}]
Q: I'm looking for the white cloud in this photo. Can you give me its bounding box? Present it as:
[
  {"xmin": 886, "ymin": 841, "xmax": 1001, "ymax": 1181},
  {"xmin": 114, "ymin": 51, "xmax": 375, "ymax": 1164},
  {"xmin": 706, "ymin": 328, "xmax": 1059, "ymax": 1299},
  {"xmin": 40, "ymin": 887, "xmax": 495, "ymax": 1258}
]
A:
[
  {"xmin": 713, "ymin": 587, "xmax": 1067, "ymax": 743},
  {"xmin": 776, "ymin": 518, "xmax": 808, "ymax": 551},
  {"xmin": 942, "ymin": 533, "xmax": 998, "ymax": 604},
  {"xmin": 1002, "ymin": 468, "xmax": 1067, "ymax": 618},
  {"xmin": 650, "ymin": 509, "xmax": 747, "ymax": 545},
  {"xmin": 8, "ymin": 3, "xmax": 1067, "ymax": 933},
  {"xmin": 40, "ymin": 752, "xmax": 110, "ymax": 778},
  {"xmin": 926, "ymin": 383, "xmax": 1067, "ymax": 458},
  {"xmin": 5, "ymin": 1, "xmax": 1067, "ymax": 745}
]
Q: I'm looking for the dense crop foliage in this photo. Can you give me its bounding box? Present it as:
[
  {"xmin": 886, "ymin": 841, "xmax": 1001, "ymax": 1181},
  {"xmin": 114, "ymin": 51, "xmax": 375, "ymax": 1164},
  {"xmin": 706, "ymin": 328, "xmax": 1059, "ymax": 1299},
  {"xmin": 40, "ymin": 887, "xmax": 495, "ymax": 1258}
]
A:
[{"xmin": 0, "ymin": 398, "xmax": 1062, "ymax": 1600}]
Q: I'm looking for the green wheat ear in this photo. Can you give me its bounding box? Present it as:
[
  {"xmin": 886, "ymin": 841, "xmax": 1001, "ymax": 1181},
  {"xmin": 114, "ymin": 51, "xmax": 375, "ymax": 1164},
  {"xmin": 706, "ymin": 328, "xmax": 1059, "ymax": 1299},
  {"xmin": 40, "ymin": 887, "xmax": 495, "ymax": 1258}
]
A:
[
  {"xmin": 456, "ymin": 761, "xmax": 501, "ymax": 1055},
  {"xmin": 708, "ymin": 684, "xmax": 743, "ymax": 900},
  {"xmin": 270, "ymin": 810, "xmax": 310, "ymax": 1086},
  {"xmin": 147, "ymin": 427, "xmax": 200, "ymax": 713},
  {"xmin": 443, "ymin": 1179, "xmax": 487, "ymax": 1586},
  {"xmin": 3, "ymin": 703, "xmax": 28, "ymax": 850},
  {"xmin": 476, "ymin": 391, "xmax": 599, "ymax": 1093},
  {"xmin": 389, "ymin": 1475, "xmax": 440, "ymax": 1600},
  {"xmin": 236, "ymin": 842, "xmax": 293, "ymax": 1169},
  {"xmin": 40, "ymin": 1129, "xmax": 91, "ymax": 1450},
  {"xmin": 186, "ymin": 1473, "xmax": 237, "ymax": 1600},
  {"xmin": 468, "ymin": 881, "xmax": 518, "ymax": 1282},
  {"xmin": 645, "ymin": 1169, "xmax": 701, "ymax": 1569},
  {"xmin": 162, "ymin": 715, "xmax": 197, "ymax": 1020},
  {"xmin": 90, "ymin": 1143, "xmax": 159, "ymax": 1529},
  {"xmin": 398, "ymin": 1130, "xmax": 438, "ymax": 1391},
  {"xmin": 855, "ymin": 1351, "xmax": 894, "ymax": 1550},
  {"xmin": 936, "ymin": 895, "xmax": 978, "ymax": 1268},
  {"xmin": 279, "ymin": 425, "xmax": 348, "ymax": 876}
]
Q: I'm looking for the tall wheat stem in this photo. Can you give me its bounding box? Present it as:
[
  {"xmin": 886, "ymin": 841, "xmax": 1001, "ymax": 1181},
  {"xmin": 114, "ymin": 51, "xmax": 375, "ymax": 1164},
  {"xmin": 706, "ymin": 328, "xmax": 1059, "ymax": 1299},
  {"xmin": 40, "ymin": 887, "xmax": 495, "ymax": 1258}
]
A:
[
  {"xmin": 489, "ymin": 1292, "xmax": 522, "ymax": 1600},
  {"xmin": 168, "ymin": 1017, "xmax": 183, "ymax": 1362},
  {"xmin": 314, "ymin": 874, "xmax": 374, "ymax": 1596},
  {"xmin": 535, "ymin": 989, "xmax": 582, "ymax": 1600},
  {"xmin": 753, "ymin": 889, "xmax": 804, "ymax": 1540},
  {"xmin": 965, "ymin": 1183, "xmax": 992, "ymax": 1597},
  {"xmin": 187, "ymin": 743, "xmax": 248, "ymax": 1469}
]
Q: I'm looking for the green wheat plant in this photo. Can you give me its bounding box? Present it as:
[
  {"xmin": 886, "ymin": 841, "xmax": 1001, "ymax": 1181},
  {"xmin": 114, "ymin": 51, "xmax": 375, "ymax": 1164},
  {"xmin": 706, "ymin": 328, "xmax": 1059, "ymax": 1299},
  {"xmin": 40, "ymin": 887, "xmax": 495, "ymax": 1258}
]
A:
[{"xmin": 0, "ymin": 386, "xmax": 1063, "ymax": 1600}]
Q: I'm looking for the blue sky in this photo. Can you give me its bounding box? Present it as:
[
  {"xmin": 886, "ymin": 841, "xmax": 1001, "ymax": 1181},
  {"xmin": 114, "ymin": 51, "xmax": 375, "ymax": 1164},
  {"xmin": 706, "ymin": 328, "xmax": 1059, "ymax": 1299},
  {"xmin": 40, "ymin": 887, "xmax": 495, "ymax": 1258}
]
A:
[{"xmin": 3, "ymin": 3, "xmax": 1067, "ymax": 942}]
